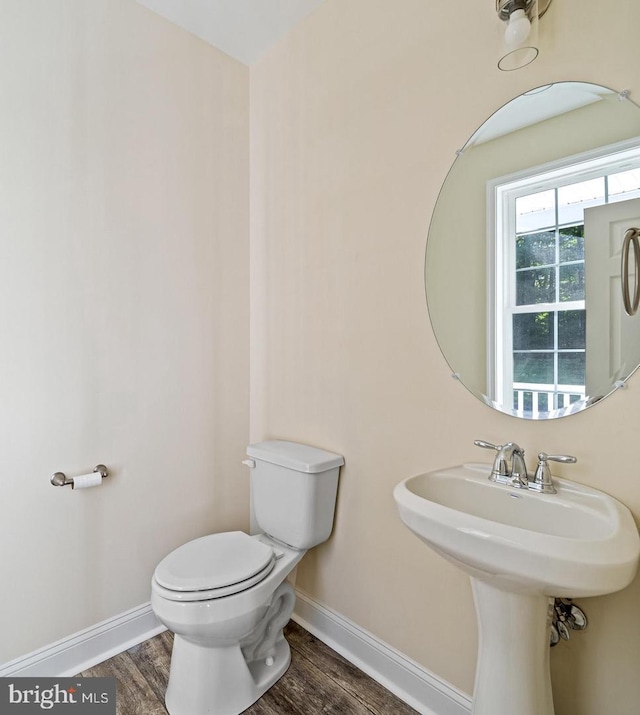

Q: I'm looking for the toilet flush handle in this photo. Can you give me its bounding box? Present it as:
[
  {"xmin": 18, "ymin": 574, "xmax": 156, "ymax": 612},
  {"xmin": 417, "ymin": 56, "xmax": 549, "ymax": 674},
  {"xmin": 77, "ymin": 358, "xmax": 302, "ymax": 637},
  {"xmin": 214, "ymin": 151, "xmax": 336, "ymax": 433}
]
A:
[{"xmin": 242, "ymin": 459, "xmax": 256, "ymax": 468}]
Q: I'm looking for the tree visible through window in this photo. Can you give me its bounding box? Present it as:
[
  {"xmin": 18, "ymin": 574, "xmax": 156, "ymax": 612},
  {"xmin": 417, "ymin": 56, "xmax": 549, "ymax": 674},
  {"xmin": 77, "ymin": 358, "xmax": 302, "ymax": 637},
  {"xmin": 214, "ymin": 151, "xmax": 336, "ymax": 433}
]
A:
[{"xmin": 512, "ymin": 191, "xmax": 586, "ymax": 415}]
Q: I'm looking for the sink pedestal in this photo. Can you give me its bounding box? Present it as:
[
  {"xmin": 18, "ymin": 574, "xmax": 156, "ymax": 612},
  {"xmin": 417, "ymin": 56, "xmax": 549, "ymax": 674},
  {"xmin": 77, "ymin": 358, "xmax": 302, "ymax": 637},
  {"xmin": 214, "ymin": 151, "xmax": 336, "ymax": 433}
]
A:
[
  {"xmin": 471, "ymin": 579, "xmax": 554, "ymax": 715},
  {"xmin": 394, "ymin": 464, "xmax": 640, "ymax": 714}
]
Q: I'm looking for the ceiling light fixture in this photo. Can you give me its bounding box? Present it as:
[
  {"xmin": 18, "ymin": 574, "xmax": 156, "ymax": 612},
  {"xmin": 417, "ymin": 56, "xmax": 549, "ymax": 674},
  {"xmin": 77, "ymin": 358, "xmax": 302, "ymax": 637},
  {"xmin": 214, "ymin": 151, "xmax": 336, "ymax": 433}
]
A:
[{"xmin": 496, "ymin": 0, "xmax": 552, "ymax": 71}]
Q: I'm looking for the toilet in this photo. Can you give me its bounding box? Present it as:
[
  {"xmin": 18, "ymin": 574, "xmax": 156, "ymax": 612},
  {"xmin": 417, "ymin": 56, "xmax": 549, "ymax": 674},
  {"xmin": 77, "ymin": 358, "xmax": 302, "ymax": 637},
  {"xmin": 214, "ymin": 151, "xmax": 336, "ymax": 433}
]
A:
[{"xmin": 150, "ymin": 440, "xmax": 344, "ymax": 715}]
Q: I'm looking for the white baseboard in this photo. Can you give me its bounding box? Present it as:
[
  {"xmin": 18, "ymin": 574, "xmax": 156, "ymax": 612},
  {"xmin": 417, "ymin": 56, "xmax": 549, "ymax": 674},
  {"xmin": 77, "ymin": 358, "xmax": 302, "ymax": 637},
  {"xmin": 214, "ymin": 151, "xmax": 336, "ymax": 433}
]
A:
[
  {"xmin": 1, "ymin": 592, "xmax": 473, "ymax": 715},
  {"xmin": 0, "ymin": 603, "xmax": 166, "ymax": 678},
  {"xmin": 292, "ymin": 589, "xmax": 472, "ymax": 715}
]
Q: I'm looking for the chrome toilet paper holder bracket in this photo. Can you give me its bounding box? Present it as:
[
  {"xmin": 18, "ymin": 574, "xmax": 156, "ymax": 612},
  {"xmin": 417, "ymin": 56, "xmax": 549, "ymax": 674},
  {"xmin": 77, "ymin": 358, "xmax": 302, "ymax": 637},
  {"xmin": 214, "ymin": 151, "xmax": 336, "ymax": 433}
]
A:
[{"xmin": 50, "ymin": 464, "xmax": 109, "ymax": 487}]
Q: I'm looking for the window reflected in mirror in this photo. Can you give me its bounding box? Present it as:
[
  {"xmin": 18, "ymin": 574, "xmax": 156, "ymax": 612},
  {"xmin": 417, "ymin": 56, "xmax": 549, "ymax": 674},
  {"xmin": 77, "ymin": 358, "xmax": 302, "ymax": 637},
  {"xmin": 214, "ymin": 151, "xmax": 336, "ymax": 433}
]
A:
[{"xmin": 493, "ymin": 146, "xmax": 640, "ymax": 417}]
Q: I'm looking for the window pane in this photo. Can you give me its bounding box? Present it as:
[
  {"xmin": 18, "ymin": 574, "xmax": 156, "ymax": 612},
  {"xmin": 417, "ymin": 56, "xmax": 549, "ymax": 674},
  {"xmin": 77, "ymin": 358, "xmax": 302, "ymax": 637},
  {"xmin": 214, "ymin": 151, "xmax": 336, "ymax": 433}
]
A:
[
  {"xmin": 558, "ymin": 310, "xmax": 585, "ymax": 349},
  {"xmin": 558, "ymin": 353, "xmax": 585, "ymax": 386},
  {"xmin": 512, "ymin": 390, "xmax": 560, "ymax": 413},
  {"xmin": 516, "ymin": 267, "xmax": 555, "ymax": 305},
  {"xmin": 608, "ymin": 168, "xmax": 640, "ymax": 203},
  {"xmin": 610, "ymin": 188, "xmax": 640, "ymax": 204},
  {"xmin": 514, "ymin": 353, "xmax": 554, "ymax": 384},
  {"xmin": 557, "ymin": 178, "xmax": 605, "ymax": 225},
  {"xmin": 513, "ymin": 312, "xmax": 553, "ymax": 350},
  {"xmin": 516, "ymin": 190, "xmax": 555, "ymax": 233},
  {"xmin": 516, "ymin": 231, "xmax": 555, "ymax": 269},
  {"xmin": 559, "ymin": 225, "xmax": 584, "ymax": 263},
  {"xmin": 536, "ymin": 392, "xmax": 549, "ymax": 412},
  {"xmin": 559, "ymin": 264, "xmax": 584, "ymax": 301},
  {"xmin": 513, "ymin": 391, "xmax": 534, "ymax": 413}
]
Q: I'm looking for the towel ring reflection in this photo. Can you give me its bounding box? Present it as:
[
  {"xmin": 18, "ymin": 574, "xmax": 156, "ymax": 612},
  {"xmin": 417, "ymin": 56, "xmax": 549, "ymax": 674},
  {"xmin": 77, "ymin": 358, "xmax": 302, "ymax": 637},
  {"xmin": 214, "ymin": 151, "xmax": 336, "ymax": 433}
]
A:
[{"xmin": 621, "ymin": 227, "xmax": 640, "ymax": 316}]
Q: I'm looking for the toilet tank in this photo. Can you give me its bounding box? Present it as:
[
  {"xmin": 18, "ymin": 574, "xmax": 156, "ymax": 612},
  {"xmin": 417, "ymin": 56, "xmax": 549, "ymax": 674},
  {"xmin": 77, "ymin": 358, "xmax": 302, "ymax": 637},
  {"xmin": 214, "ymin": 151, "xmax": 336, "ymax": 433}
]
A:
[{"xmin": 246, "ymin": 440, "xmax": 344, "ymax": 550}]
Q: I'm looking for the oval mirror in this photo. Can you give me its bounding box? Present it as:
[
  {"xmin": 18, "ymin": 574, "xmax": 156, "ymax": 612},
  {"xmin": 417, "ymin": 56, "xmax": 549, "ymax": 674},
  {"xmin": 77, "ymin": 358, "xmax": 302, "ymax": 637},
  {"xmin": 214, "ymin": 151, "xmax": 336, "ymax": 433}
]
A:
[{"xmin": 426, "ymin": 82, "xmax": 640, "ymax": 419}]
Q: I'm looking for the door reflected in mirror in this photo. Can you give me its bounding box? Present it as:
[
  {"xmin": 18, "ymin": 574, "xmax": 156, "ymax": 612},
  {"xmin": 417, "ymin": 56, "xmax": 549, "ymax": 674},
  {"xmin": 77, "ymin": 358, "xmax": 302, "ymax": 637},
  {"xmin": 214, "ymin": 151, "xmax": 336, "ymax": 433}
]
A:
[{"xmin": 426, "ymin": 82, "xmax": 640, "ymax": 419}]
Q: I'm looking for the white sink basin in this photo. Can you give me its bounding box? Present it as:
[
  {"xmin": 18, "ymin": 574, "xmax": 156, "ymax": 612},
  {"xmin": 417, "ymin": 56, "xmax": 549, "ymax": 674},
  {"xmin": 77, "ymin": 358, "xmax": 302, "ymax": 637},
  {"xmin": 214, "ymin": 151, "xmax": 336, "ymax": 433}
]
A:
[
  {"xmin": 394, "ymin": 462, "xmax": 640, "ymax": 715},
  {"xmin": 394, "ymin": 463, "xmax": 640, "ymax": 597}
]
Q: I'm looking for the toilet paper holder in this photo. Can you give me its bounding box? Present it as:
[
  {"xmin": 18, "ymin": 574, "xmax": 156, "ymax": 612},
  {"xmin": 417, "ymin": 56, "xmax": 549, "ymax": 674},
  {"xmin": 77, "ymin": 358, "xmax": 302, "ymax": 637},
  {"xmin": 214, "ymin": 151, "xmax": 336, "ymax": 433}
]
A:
[{"xmin": 50, "ymin": 464, "xmax": 109, "ymax": 487}]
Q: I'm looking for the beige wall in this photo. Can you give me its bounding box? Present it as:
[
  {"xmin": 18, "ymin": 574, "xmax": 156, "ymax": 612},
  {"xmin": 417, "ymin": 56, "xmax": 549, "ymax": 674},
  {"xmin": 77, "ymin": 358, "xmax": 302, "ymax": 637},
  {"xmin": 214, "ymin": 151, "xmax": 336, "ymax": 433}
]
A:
[
  {"xmin": 250, "ymin": 1, "xmax": 640, "ymax": 714},
  {"xmin": 3, "ymin": 1, "xmax": 640, "ymax": 713},
  {"xmin": 0, "ymin": 0, "xmax": 249, "ymax": 663}
]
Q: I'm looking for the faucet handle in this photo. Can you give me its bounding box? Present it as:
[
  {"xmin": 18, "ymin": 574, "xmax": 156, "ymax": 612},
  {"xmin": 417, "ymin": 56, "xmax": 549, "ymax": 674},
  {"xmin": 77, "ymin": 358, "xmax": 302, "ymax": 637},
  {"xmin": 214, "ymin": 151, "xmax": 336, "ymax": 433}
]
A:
[
  {"xmin": 530, "ymin": 452, "xmax": 577, "ymax": 494},
  {"xmin": 474, "ymin": 439, "xmax": 501, "ymax": 452},
  {"xmin": 543, "ymin": 453, "xmax": 577, "ymax": 465},
  {"xmin": 474, "ymin": 440, "xmax": 507, "ymax": 477}
]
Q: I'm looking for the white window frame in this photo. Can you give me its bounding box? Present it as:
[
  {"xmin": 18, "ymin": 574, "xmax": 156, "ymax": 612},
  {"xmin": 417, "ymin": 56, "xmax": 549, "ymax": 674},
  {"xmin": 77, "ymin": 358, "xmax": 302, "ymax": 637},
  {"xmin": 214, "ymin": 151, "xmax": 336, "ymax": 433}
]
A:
[{"xmin": 486, "ymin": 137, "xmax": 640, "ymax": 416}]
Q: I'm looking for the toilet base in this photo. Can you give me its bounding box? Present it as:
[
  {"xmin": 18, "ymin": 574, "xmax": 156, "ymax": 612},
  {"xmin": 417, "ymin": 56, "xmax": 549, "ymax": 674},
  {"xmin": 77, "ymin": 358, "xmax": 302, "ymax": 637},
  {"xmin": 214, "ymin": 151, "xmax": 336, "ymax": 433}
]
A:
[
  {"xmin": 165, "ymin": 633, "xmax": 291, "ymax": 715},
  {"xmin": 162, "ymin": 582, "xmax": 297, "ymax": 715}
]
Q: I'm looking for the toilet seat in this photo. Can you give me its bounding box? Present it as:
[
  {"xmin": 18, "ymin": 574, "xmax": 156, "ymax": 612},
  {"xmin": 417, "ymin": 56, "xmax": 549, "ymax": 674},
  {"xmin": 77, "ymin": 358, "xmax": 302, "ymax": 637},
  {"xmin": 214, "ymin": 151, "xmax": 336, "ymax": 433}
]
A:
[{"xmin": 153, "ymin": 531, "xmax": 276, "ymax": 602}]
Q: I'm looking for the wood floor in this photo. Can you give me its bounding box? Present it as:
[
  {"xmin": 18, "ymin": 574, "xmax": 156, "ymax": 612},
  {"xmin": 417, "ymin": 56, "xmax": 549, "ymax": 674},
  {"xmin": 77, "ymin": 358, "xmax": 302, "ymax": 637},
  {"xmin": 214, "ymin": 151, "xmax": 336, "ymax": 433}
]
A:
[{"xmin": 80, "ymin": 621, "xmax": 419, "ymax": 714}]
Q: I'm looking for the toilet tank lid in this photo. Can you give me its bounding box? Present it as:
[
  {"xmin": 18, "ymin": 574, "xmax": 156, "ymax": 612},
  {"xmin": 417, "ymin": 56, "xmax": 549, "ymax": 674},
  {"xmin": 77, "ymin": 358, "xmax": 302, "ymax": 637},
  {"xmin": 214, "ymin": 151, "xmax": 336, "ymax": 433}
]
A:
[{"xmin": 247, "ymin": 440, "xmax": 344, "ymax": 473}]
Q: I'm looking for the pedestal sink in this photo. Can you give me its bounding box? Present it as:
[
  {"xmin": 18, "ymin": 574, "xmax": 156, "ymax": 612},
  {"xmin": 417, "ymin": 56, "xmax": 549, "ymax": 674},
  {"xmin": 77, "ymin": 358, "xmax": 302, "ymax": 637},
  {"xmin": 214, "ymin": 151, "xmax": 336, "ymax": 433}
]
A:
[{"xmin": 393, "ymin": 463, "xmax": 640, "ymax": 715}]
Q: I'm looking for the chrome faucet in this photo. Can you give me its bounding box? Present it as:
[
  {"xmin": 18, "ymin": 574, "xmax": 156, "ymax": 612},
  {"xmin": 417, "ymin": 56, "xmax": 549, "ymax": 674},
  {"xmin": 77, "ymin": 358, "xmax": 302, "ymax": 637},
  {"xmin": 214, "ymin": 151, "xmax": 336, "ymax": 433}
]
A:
[
  {"xmin": 474, "ymin": 440, "xmax": 577, "ymax": 493},
  {"xmin": 474, "ymin": 440, "xmax": 529, "ymax": 488}
]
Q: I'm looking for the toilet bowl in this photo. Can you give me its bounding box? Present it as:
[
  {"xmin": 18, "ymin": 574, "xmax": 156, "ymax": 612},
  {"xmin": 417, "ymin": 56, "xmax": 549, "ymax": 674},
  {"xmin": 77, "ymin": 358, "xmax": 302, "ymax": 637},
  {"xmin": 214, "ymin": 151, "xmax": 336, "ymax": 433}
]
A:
[
  {"xmin": 151, "ymin": 532, "xmax": 304, "ymax": 715},
  {"xmin": 150, "ymin": 440, "xmax": 344, "ymax": 715}
]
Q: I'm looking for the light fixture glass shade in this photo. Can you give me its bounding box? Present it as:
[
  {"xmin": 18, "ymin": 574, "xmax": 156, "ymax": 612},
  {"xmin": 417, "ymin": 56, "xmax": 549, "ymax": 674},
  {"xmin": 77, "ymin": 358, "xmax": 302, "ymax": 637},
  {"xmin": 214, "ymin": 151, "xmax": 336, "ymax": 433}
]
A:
[
  {"xmin": 497, "ymin": 0, "xmax": 539, "ymax": 71},
  {"xmin": 504, "ymin": 9, "xmax": 531, "ymax": 48}
]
